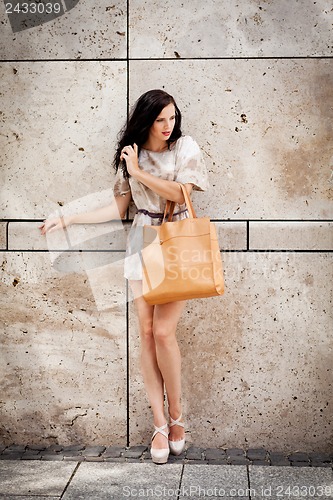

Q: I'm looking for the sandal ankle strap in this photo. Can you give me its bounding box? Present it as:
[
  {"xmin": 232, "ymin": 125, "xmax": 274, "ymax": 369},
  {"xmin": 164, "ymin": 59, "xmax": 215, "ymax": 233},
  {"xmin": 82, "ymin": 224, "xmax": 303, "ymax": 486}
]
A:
[
  {"xmin": 152, "ymin": 422, "xmax": 169, "ymax": 441},
  {"xmin": 169, "ymin": 414, "xmax": 185, "ymax": 428}
]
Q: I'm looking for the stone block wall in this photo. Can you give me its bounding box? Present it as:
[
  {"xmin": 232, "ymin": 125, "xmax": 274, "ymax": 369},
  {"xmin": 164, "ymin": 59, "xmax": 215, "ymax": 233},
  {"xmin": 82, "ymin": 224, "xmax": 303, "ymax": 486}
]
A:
[{"xmin": 0, "ymin": 0, "xmax": 332, "ymax": 452}]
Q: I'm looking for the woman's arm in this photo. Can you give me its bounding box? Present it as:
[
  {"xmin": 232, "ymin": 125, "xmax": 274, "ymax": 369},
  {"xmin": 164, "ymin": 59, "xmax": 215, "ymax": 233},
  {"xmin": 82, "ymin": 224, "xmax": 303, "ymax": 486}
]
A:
[
  {"xmin": 134, "ymin": 169, "xmax": 193, "ymax": 204},
  {"xmin": 39, "ymin": 191, "xmax": 132, "ymax": 234},
  {"xmin": 121, "ymin": 144, "xmax": 193, "ymax": 203}
]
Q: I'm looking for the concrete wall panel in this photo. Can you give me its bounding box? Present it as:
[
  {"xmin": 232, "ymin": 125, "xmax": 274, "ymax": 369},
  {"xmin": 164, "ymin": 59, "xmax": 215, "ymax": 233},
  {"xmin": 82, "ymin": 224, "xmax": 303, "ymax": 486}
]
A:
[
  {"xmin": 250, "ymin": 222, "xmax": 333, "ymax": 250},
  {"xmin": 129, "ymin": 251, "xmax": 333, "ymax": 452},
  {"xmin": 0, "ymin": 223, "xmax": 7, "ymax": 250},
  {"xmin": 130, "ymin": 59, "xmax": 333, "ymax": 220},
  {"xmin": 0, "ymin": 251, "xmax": 127, "ymax": 445},
  {"xmin": 0, "ymin": 61, "xmax": 127, "ymax": 218},
  {"xmin": 130, "ymin": 0, "xmax": 333, "ymax": 58},
  {"xmin": 0, "ymin": 1, "xmax": 127, "ymax": 60},
  {"xmin": 0, "ymin": 0, "xmax": 332, "ymax": 452}
]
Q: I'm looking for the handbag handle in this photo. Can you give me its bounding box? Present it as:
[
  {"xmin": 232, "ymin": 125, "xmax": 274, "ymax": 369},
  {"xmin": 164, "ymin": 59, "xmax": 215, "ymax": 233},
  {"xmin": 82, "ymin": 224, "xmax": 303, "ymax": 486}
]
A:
[{"xmin": 162, "ymin": 183, "xmax": 197, "ymax": 223}]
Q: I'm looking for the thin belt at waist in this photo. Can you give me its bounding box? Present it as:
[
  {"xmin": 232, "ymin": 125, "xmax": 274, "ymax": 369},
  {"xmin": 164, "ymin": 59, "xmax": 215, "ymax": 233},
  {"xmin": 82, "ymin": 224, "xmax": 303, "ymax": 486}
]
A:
[{"xmin": 136, "ymin": 208, "xmax": 188, "ymax": 219}]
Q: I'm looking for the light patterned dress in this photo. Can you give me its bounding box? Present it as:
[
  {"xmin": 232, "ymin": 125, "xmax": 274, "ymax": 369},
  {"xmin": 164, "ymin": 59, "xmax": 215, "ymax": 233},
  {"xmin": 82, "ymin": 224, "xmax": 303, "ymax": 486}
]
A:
[{"xmin": 113, "ymin": 135, "xmax": 210, "ymax": 280}]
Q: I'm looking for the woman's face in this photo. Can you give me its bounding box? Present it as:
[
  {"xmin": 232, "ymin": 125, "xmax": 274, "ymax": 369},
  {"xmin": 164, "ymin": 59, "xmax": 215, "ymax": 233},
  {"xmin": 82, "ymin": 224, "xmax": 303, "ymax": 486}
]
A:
[{"xmin": 149, "ymin": 103, "xmax": 176, "ymax": 144}]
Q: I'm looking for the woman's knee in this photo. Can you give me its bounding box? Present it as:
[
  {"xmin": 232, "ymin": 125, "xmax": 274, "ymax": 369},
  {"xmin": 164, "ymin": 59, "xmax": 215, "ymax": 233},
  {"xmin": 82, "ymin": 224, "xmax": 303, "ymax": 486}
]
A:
[
  {"xmin": 140, "ymin": 319, "xmax": 154, "ymax": 342},
  {"xmin": 153, "ymin": 322, "xmax": 176, "ymax": 345}
]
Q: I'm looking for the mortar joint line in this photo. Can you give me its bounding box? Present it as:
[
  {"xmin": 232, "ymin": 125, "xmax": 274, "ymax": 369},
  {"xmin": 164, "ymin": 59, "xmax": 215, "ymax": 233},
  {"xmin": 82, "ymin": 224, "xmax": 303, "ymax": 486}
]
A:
[
  {"xmin": 1, "ymin": 55, "xmax": 333, "ymax": 63},
  {"xmin": 176, "ymin": 463, "xmax": 185, "ymax": 500},
  {"xmin": 126, "ymin": 0, "xmax": 130, "ymax": 448},
  {"xmin": 60, "ymin": 461, "xmax": 81, "ymax": 499},
  {"xmin": 246, "ymin": 220, "xmax": 250, "ymax": 251},
  {"xmin": 5, "ymin": 221, "xmax": 9, "ymax": 251},
  {"xmin": 246, "ymin": 464, "xmax": 252, "ymax": 500}
]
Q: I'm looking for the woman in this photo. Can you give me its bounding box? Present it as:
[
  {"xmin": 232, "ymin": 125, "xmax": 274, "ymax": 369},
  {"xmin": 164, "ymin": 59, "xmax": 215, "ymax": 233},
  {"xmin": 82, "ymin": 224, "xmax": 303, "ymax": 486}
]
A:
[{"xmin": 40, "ymin": 89, "xmax": 209, "ymax": 464}]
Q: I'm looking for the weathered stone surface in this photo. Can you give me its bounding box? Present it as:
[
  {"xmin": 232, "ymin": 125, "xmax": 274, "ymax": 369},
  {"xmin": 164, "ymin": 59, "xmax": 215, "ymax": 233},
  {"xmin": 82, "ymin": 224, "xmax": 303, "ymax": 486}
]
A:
[
  {"xmin": 250, "ymin": 222, "xmax": 333, "ymax": 250},
  {"xmin": 0, "ymin": 251, "xmax": 127, "ymax": 445},
  {"xmin": 129, "ymin": 251, "xmax": 332, "ymax": 452},
  {"xmin": 186, "ymin": 447, "xmax": 204, "ymax": 460},
  {"xmin": 0, "ymin": 461, "xmax": 77, "ymax": 496},
  {"xmin": 8, "ymin": 219, "xmax": 129, "ymax": 252},
  {"xmin": 0, "ymin": 223, "xmax": 6, "ymax": 250},
  {"xmin": 0, "ymin": 61, "xmax": 127, "ymax": 219},
  {"xmin": 0, "ymin": 1, "xmax": 127, "ymax": 59},
  {"xmin": 1, "ymin": 0, "xmax": 332, "ymax": 456},
  {"xmin": 216, "ymin": 222, "xmax": 247, "ymax": 250},
  {"xmin": 129, "ymin": 0, "xmax": 333, "ymax": 58},
  {"xmin": 180, "ymin": 464, "xmax": 248, "ymax": 498},
  {"xmin": 130, "ymin": 59, "xmax": 332, "ymax": 220},
  {"xmin": 249, "ymin": 465, "xmax": 333, "ymax": 498},
  {"xmin": 64, "ymin": 462, "xmax": 182, "ymax": 499}
]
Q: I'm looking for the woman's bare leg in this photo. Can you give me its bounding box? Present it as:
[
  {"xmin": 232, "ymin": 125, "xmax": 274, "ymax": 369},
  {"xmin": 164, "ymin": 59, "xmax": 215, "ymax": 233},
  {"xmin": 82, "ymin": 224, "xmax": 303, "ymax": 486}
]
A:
[
  {"xmin": 153, "ymin": 300, "xmax": 187, "ymax": 443},
  {"xmin": 129, "ymin": 280, "xmax": 186, "ymax": 446},
  {"xmin": 129, "ymin": 280, "xmax": 166, "ymax": 450}
]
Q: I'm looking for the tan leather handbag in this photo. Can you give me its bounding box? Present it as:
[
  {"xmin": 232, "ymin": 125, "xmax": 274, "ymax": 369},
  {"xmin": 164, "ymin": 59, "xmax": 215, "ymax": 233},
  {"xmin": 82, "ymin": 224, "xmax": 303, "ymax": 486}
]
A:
[{"xmin": 141, "ymin": 183, "xmax": 224, "ymax": 305}]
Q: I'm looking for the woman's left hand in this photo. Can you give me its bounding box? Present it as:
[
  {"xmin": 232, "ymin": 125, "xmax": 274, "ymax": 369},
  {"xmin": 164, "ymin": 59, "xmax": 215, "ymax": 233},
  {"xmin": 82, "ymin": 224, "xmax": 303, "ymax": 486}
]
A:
[{"xmin": 120, "ymin": 143, "xmax": 140, "ymax": 177}]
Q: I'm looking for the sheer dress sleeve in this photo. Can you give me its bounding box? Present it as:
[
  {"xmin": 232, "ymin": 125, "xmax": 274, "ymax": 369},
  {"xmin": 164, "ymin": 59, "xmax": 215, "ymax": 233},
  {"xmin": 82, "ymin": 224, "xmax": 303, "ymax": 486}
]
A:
[{"xmin": 174, "ymin": 136, "xmax": 210, "ymax": 191}]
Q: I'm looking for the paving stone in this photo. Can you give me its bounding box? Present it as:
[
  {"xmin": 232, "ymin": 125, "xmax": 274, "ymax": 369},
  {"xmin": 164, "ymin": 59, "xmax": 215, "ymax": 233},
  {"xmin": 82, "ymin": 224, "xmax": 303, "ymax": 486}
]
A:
[
  {"xmin": 61, "ymin": 451, "xmax": 83, "ymax": 458},
  {"xmin": 83, "ymin": 446, "xmax": 106, "ymax": 457},
  {"xmin": 227, "ymin": 448, "xmax": 245, "ymax": 457},
  {"xmin": 63, "ymin": 455, "xmax": 85, "ymax": 462},
  {"xmin": 5, "ymin": 445, "xmax": 26, "ymax": 452},
  {"xmin": 103, "ymin": 457, "xmax": 126, "ymax": 463},
  {"xmin": 0, "ymin": 461, "xmax": 77, "ymax": 496},
  {"xmin": 62, "ymin": 444, "xmax": 85, "ymax": 452},
  {"xmin": 309, "ymin": 453, "xmax": 332, "ymax": 464},
  {"xmin": 63, "ymin": 462, "xmax": 182, "ymax": 498},
  {"xmin": 249, "ymin": 465, "xmax": 333, "ymax": 498},
  {"xmin": 167, "ymin": 454, "xmax": 186, "ymax": 463},
  {"xmin": 85, "ymin": 456, "xmax": 105, "ymax": 462},
  {"xmin": 102, "ymin": 446, "xmax": 125, "ymax": 459},
  {"xmin": 269, "ymin": 452, "xmax": 291, "ymax": 466},
  {"xmin": 185, "ymin": 459, "xmax": 209, "ymax": 464},
  {"xmin": 0, "ymin": 453, "xmax": 23, "ymax": 460},
  {"xmin": 21, "ymin": 454, "xmax": 42, "ymax": 460},
  {"xmin": 123, "ymin": 445, "xmax": 147, "ymax": 458},
  {"xmin": 311, "ymin": 461, "xmax": 332, "ymax": 467},
  {"xmin": 0, "ymin": 445, "xmax": 6, "ymax": 454},
  {"xmin": 26, "ymin": 444, "xmax": 47, "ymax": 451},
  {"xmin": 142, "ymin": 451, "xmax": 153, "ymax": 461},
  {"xmin": 289, "ymin": 452, "xmax": 310, "ymax": 462},
  {"xmin": 207, "ymin": 459, "xmax": 229, "ymax": 465},
  {"xmin": 291, "ymin": 461, "xmax": 311, "ymax": 467},
  {"xmin": 228, "ymin": 457, "xmax": 250, "ymax": 465},
  {"xmin": 46, "ymin": 445, "xmax": 63, "ymax": 452},
  {"xmin": 41, "ymin": 454, "xmax": 64, "ymax": 461},
  {"xmin": 205, "ymin": 448, "xmax": 227, "ymax": 460},
  {"xmin": 247, "ymin": 448, "xmax": 267, "ymax": 460},
  {"xmin": 270, "ymin": 457, "xmax": 290, "ymax": 466},
  {"xmin": 186, "ymin": 447, "xmax": 204, "ymax": 460},
  {"xmin": 23, "ymin": 449, "xmax": 41, "ymax": 455},
  {"xmin": 180, "ymin": 464, "xmax": 249, "ymax": 497},
  {"xmin": 250, "ymin": 460, "xmax": 270, "ymax": 466}
]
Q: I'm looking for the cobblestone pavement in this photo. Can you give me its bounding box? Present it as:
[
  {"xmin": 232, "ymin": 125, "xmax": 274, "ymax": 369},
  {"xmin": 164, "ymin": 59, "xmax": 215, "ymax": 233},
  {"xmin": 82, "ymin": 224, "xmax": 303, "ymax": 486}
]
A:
[{"xmin": 0, "ymin": 444, "xmax": 332, "ymax": 467}]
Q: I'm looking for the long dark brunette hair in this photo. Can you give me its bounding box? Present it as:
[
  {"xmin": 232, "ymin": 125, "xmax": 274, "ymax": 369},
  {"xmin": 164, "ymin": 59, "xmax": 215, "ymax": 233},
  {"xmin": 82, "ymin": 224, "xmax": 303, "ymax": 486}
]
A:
[{"xmin": 113, "ymin": 89, "xmax": 182, "ymax": 179}]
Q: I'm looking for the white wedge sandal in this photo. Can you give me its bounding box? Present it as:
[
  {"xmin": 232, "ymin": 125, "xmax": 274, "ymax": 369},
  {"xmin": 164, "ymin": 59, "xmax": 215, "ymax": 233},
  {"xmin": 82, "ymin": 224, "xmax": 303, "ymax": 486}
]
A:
[
  {"xmin": 168, "ymin": 414, "xmax": 185, "ymax": 455},
  {"xmin": 150, "ymin": 422, "xmax": 170, "ymax": 464}
]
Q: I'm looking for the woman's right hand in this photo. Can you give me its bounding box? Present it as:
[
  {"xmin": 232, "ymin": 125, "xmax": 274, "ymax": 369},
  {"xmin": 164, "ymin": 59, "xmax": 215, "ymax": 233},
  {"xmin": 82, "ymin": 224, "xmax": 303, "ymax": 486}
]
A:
[{"xmin": 39, "ymin": 216, "xmax": 71, "ymax": 235}]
